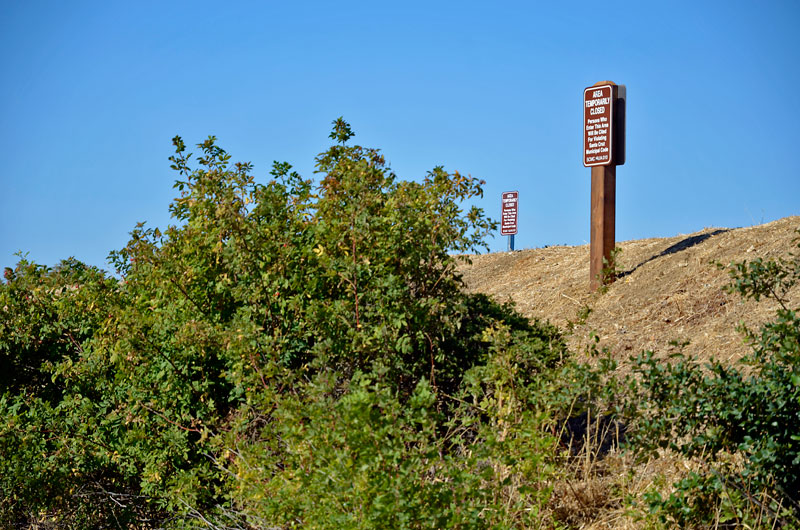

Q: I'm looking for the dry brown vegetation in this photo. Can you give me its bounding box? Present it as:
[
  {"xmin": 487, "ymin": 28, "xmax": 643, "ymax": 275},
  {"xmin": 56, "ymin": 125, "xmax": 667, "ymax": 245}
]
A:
[
  {"xmin": 461, "ymin": 215, "xmax": 800, "ymax": 368},
  {"xmin": 459, "ymin": 216, "xmax": 800, "ymax": 528}
]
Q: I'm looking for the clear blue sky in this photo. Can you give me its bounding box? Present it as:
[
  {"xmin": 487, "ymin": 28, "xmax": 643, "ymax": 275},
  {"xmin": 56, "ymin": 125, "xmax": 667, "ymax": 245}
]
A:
[{"xmin": 2, "ymin": 0, "xmax": 799, "ymax": 270}]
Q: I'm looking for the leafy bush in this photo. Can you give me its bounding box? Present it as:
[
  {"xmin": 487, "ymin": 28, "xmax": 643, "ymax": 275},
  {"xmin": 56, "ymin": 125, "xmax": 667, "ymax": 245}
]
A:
[
  {"xmin": 220, "ymin": 366, "xmax": 557, "ymax": 529},
  {"xmin": 630, "ymin": 231, "xmax": 800, "ymax": 527},
  {"xmin": 1, "ymin": 120, "xmax": 569, "ymax": 527}
]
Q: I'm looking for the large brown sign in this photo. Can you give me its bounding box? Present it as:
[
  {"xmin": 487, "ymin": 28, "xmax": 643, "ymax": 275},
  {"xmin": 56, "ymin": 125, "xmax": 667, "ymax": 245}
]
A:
[
  {"xmin": 583, "ymin": 85, "xmax": 614, "ymax": 167},
  {"xmin": 500, "ymin": 191, "xmax": 518, "ymax": 236}
]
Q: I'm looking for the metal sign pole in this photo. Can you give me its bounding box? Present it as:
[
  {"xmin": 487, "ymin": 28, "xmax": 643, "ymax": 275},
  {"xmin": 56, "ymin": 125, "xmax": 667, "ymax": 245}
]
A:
[{"xmin": 507, "ymin": 234, "xmax": 515, "ymax": 252}]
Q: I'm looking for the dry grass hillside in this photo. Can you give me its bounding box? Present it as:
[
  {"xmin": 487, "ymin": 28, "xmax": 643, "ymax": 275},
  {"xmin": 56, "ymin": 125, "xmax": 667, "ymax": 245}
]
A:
[
  {"xmin": 460, "ymin": 216, "xmax": 800, "ymax": 528},
  {"xmin": 460, "ymin": 216, "xmax": 800, "ymax": 367}
]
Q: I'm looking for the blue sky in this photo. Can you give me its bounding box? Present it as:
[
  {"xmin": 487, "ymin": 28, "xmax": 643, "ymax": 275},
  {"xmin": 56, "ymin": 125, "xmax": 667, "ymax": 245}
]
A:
[{"xmin": 2, "ymin": 0, "xmax": 799, "ymax": 270}]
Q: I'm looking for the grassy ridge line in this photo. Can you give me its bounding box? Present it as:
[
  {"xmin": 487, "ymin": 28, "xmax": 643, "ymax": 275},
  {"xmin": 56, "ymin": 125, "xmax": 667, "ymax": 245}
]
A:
[{"xmin": 460, "ymin": 215, "xmax": 800, "ymax": 368}]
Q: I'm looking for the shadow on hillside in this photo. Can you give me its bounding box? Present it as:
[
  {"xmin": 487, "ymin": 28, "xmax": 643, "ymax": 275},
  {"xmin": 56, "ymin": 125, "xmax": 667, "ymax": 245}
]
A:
[{"xmin": 618, "ymin": 229, "xmax": 729, "ymax": 279}]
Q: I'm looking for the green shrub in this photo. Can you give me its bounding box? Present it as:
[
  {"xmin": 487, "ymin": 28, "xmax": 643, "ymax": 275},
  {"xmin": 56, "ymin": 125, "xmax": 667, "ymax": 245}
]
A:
[
  {"xmin": 630, "ymin": 231, "xmax": 800, "ymax": 527},
  {"xmin": 1, "ymin": 120, "xmax": 568, "ymax": 527},
  {"xmin": 221, "ymin": 322, "xmax": 564, "ymax": 529}
]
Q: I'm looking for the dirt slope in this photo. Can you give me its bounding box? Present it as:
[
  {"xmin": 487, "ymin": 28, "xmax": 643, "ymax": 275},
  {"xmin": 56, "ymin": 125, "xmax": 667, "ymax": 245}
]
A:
[{"xmin": 460, "ymin": 216, "xmax": 800, "ymax": 366}]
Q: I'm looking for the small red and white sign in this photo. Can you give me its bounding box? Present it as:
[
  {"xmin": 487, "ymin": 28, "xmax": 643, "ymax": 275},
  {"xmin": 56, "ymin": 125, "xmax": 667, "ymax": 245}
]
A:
[{"xmin": 501, "ymin": 191, "xmax": 518, "ymax": 236}]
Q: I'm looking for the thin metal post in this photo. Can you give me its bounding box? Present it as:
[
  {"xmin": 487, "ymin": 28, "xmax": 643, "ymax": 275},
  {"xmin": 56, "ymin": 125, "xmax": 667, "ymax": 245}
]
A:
[{"xmin": 507, "ymin": 234, "xmax": 515, "ymax": 252}]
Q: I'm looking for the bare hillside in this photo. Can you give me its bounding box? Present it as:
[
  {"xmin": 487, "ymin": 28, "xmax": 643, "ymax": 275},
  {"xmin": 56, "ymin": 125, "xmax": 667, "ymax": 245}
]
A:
[{"xmin": 460, "ymin": 216, "xmax": 800, "ymax": 366}]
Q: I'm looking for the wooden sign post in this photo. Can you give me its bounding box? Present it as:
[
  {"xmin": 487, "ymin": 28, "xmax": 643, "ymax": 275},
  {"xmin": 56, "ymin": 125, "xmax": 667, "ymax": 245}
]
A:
[{"xmin": 584, "ymin": 81, "xmax": 625, "ymax": 291}]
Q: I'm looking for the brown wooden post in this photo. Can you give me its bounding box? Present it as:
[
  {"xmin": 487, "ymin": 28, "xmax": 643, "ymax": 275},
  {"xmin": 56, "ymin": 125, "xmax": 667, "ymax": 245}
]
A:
[
  {"xmin": 590, "ymin": 164, "xmax": 616, "ymax": 290},
  {"xmin": 584, "ymin": 80, "xmax": 624, "ymax": 291}
]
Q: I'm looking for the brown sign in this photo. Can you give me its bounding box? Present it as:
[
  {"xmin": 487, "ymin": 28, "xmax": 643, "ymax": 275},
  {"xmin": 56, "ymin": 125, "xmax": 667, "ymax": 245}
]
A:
[
  {"xmin": 583, "ymin": 85, "xmax": 614, "ymax": 167},
  {"xmin": 501, "ymin": 191, "xmax": 518, "ymax": 235}
]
